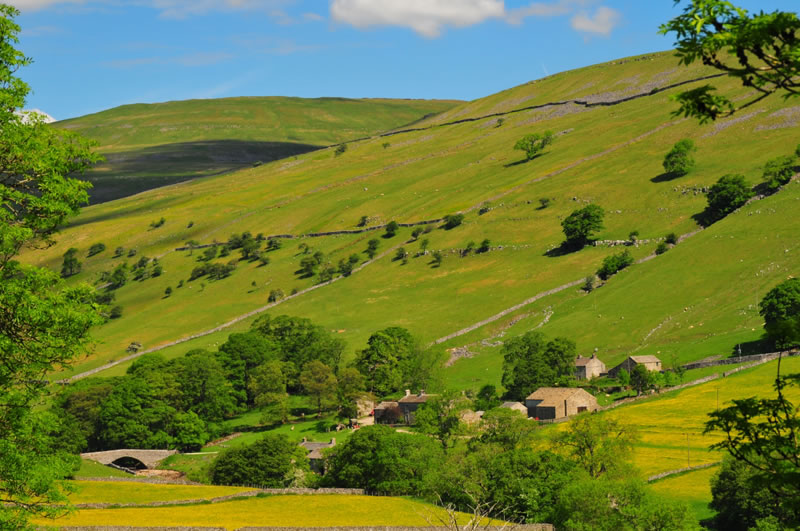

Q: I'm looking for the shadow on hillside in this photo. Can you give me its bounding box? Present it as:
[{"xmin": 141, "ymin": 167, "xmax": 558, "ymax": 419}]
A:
[
  {"xmin": 731, "ymin": 337, "xmax": 774, "ymax": 357},
  {"xmin": 83, "ymin": 139, "xmax": 323, "ymax": 204},
  {"xmin": 545, "ymin": 240, "xmax": 585, "ymax": 257},
  {"xmin": 504, "ymin": 152, "xmax": 546, "ymax": 168},
  {"xmin": 650, "ymin": 171, "xmax": 683, "ymax": 183}
]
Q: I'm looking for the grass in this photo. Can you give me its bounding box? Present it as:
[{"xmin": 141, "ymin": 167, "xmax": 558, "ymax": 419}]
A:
[
  {"xmin": 601, "ymin": 356, "xmax": 800, "ymax": 477},
  {"xmin": 73, "ymin": 459, "xmax": 131, "ymax": 479},
  {"xmin": 57, "ymin": 97, "xmax": 460, "ymax": 203},
  {"xmin": 66, "ymin": 480, "xmax": 254, "ymax": 505},
  {"xmin": 37, "ymin": 494, "xmax": 486, "ymax": 529},
  {"xmin": 19, "ymin": 50, "xmax": 799, "ymax": 397},
  {"xmin": 650, "ymin": 466, "xmax": 718, "ymax": 523}
]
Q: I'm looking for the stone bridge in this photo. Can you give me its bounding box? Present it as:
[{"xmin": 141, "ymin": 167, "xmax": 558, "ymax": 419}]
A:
[{"xmin": 81, "ymin": 449, "xmax": 177, "ymax": 469}]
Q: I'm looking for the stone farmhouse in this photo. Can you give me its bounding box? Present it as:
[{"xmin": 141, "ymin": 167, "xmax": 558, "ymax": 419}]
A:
[
  {"xmin": 525, "ymin": 387, "xmax": 599, "ymax": 420},
  {"xmin": 608, "ymin": 355, "xmax": 662, "ymax": 378},
  {"xmin": 397, "ymin": 390, "xmax": 435, "ymax": 424},
  {"xmin": 499, "ymin": 401, "xmax": 529, "ymax": 415},
  {"xmin": 574, "ymin": 354, "xmax": 606, "ymax": 380},
  {"xmin": 373, "ymin": 401, "xmax": 400, "ymax": 424},
  {"xmin": 299, "ymin": 438, "xmax": 336, "ymax": 473}
]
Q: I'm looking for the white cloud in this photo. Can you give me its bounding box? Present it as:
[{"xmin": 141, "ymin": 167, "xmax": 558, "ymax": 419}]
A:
[
  {"xmin": 505, "ymin": 1, "xmax": 574, "ymax": 25},
  {"xmin": 570, "ymin": 6, "xmax": 620, "ymax": 36},
  {"xmin": 330, "ymin": 0, "xmax": 505, "ymax": 38}
]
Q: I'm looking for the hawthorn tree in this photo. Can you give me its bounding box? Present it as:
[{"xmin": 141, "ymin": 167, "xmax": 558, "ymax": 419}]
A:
[
  {"xmin": 0, "ymin": 6, "xmax": 103, "ymax": 528},
  {"xmin": 662, "ymin": 138, "xmax": 697, "ymax": 176},
  {"xmin": 705, "ymin": 173, "xmax": 753, "ymax": 222},
  {"xmin": 561, "ymin": 204, "xmax": 605, "ymax": 247},
  {"xmin": 759, "ymin": 278, "xmax": 800, "ymax": 349},
  {"xmin": 514, "ymin": 130, "xmax": 554, "ymax": 160},
  {"xmin": 660, "ymin": 1, "xmax": 800, "ymax": 122}
]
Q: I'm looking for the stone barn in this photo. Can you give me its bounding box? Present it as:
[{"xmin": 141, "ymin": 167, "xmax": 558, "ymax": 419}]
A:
[
  {"xmin": 499, "ymin": 401, "xmax": 529, "ymax": 415},
  {"xmin": 525, "ymin": 387, "xmax": 598, "ymax": 420},
  {"xmin": 398, "ymin": 390, "xmax": 435, "ymax": 424},
  {"xmin": 373, "ymin": 401, "xmax": 400, "ymax": 424},
  {"xmin": 574, "ymin": 354, "xmax": 606, "ymax": 380},
  {"xmin": 608, "ymin": 355, "xmax": 662, "ymax": 378},
  {"xmin": 299, "ymin": 438, "xmax": 336, "ymax": 474}
]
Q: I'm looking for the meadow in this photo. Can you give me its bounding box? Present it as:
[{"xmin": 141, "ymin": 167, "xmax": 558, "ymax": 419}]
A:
[{"xmin": 67, "ymin": 481, "xmax": 254, "ymax": 505}]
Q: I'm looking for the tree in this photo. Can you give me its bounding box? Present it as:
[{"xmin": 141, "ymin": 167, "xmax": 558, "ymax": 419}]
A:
[
  {"xmin": 336, "ymin": 367, "xmax": 366, "ymax": 419},
  {"xmin": 87, "ymin": 242, "xmax": 106, "ymax": 256},
  {"xmin": 419, "ymin": 238, "xmax": 430, "ymax": 254},
  {"xmin": 248, "ymin": 360, "xmax": 289, "ymax": 425},
  {"xmin": 322, "ymin": 425, "xmax": 442, "ymax": 495},
  {"xmin": 164, "ymin": 286, "xmax": 172, "ymax": 297},
  {"xmin": 384, "ymin": 220, "xmax": 399, "ymax": 238},
  {"xmin": 415, "ymin": 391, "xmax": 469, "ymax": 451},
  {"xmin": 477, "ymin": 238, "xmax": 490, "ymax": 253},
  {"xmin": 298, "ymin": 255, "xmax": 318, "ymax": 277},
  {"xmin": 216, "ymin": 332, "xmax": 279, "ymax": 406},
  {"xmin": 354, "ymin": 327, "xmax": 417, "ymax": 395},
  {"xmin": 709, "ymin": 455, "xmax": 799, "ymax": 531},
  {"xmin": 210, "ymin": 434, "xmax": 308, "ymax": 487},
  {"xmin": 763, "ymin": 154, "xmax": 797, "ymax": 191},
  {"xmin": 366, "ymin": 238, "xmax": 380, "ymax": 259},
  {"xmin": 300, "ymin": 360, "xmax": 338, "ymax": 416},
  {"xmin": 759, "ymin": 278, "xmax": 800, "ymax": 349},
  {"xmin": 474, "ymin": 384, "xmax": 501, "ymax": 412},
  {"xmin": 561, "ymin": 204, "xmax": 604, "ymax": 247},
  {"xmin": 659, "ymin": 1, "xmax": 800, "ymax": 122},
  {"xmin": 108, "ymin": 263, "xmax": 128, "ymax": 289},
  {"xmin": 431, "ymin": 250, "xmax": 443, "ymax": 267},
  {"xmin": 662, "ymin": 138, "xmax": 697, "ymax": 177},
  {"xmin": 334, "ymin": 143, "xmax": 347, "ymax": 156},
  {"xmin": 443, "ymin": 213, "xmax": 464, "ymax": 229},
  {"xmin": 0, "ymin": 6, "xmax": 102, "ymax": 527},
  {"xmin": 630, "ymin": 364, "xmax": 652, "ymax": 396},
  {"xmin": 501, "ymin": 332, "xmax": 576, "ymax": 401},
  {"xmin": 171, "ymin": 411, "xmax": 208, "ymax": 452},
  {"xmin": 513, "ymin": 130, "xmax": 554, "ymax": 160},
  {"xmin": 706, "ymin": 173, "xmax": 753, "ymax": 222},
  {"xmin": 554, "ymin": 414, "xmax": 638, "ymax": 479},
  {"xmin": 596, "ymin": 250, "xmax": 634, "ymax": 281},
  {"xmin": 173, "ymin": 350, "xmax": 238, "ymax": 422},
  {"xmin": 60, "ymin": 247, "xmax": 81, "ymax": 278}
]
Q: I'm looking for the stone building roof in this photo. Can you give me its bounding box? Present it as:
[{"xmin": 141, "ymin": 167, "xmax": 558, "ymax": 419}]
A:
[
  {"xmin": 299, "ymin": 438, "xmax": 336, "ymax": 460},
  {"xmin": 526, "ymin": 387, "xmax": 593, "ymax": 407},
  {"xmin": 629, "ymin": 355, "xmax": 661, "ymax": 364},
  {"xmin": 575, "ymin": 354, "xmax": 603, "ymax": 367},
  {"xmin": 398, "ymin": 391, "xmax": 435, "ymax": 404},
  {"xmin": 374, "ymin": 401, "xmax": 398, "ymax": 409}
]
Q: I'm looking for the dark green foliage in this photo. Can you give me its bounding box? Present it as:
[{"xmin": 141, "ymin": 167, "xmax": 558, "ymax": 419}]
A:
[
  {"xmin": 501, "ymin": 332, "xmax": 577, "ymax": 400},
  {"xmin": 628, "ymin": 230, "xmax": 639, "ymax": 242},
  {"xmin": 478, "ymin": 203, "xmax": 491, "ymax": 215},
  {"xmin": 709, "ymin": 455, "xmax": 798, "ymax": 531},
  {"xmin": 630, "ymin": 364, "xmax": 652, "ymax": 396},
  {"xmin": 477, "ymin": 238, "xmax": 490, "ymax": 253},
  {"xmin": 60, "ymin": 248, "xmax": 81, "ymax": 278},
  {"xmin": 759, "ymin": 278, "xmax": 800, "ymax": 349},
  {"xmin": 152, "ymin": 263, "xmax": 162, "ymax": 277},
  {"xmin": 662, "ymin": 138, "xmax": 696, "ymax": 176},
  {"xmin": 109, "ymin": 306, "xmax": 123, "ymax": 319},
  {"xmin": 393, "ymin": 247, "xmax": 407, "ymax": 262},
  {"xmin": 218, "ymin": 246, "xmax": 230, "ymax": 257},
  {"xmin": 149, "ymin": 217, "xmax": 165, "ymax": 229},
  {"xmin": 250, "ymin": 314, "xmax": 345, "ymax": 390},
  {"xmin": 461, "ymin": 240, "xmax": 475, "ymax": 257},
  {"xmin": 411, "ymin": 227, "xmax": 423, "ymax": 240},
  {"xmin": 337, "ymin": 259, "xmax": 354, "ymax": 276},
  {"xmin": 87, "ymin": 242, "xmax": 106, "ymax": 257},
  {"xmin": 384, "ymin": 220, "xmax": 399, "ymax": 238},
  {"xmin": 299, "ymin": 255, "xmax": 319, "ymax": 277},
  {"xmin": 431, "ymin": 250, "xmax": 443, "ymax": 267},
  {"xmin": 660, "ymin": 1, "xmax": 800, "ymax": 122},
  {"xmin": 655, "ymin": 242, "xmax": 669, "ymax": 255},
  {"xmin": 474, "ymin": 384, "xmax": 501, "ymax": 411},
  {"xmin": 268, "ymin": 289, "xmax": 284, "ymax": 302},
  {"xmin": 514, "ymin": 130, "xmax": 555, "ymax": 160},
  {"xmin": 538, "ymin": 197, "xmax": 551, "ymax": 209},
  {"xmin": 706, "ymin": 173, "xmax": 753, "ymax": 222},
  {"xmin": 365, "ymin": 238, "xmax": 380, "ymax": 259},
  {"xmin": 257, "ymin": 253, "xmax": 270, "ymax": 266},
  {"xmin": 210, "ymin": 434, "xmax": 307, "ymax": 487},
  {"xmin": 266, "ymin": 238, "xmax": 282, "ymax": 251},
  {"xmin": 189, "ymin": 261, "xmax": 236, "ymax": 281},
  {"xmin": 382, "ymin": 142, "xmax": 390, "ymax": 149},
  {"xmin": 419, "ymin": 238, "xmax": 429, "ymax": 254},
  {"xmin": 763, "ymin": 154, "xmax": 796, "ymax": 191},
  {"xmin": 300, "ymin": 360, "xmax": 337, "ymax": 416},
  {"xmin": 113, "ymin": 246, "xmax": 124, "ymax": 257},
  {"xmin": 108, "ymin": 263, "xmax": 128, "ymax": 289},
  {"xmin": 415, "ymin": 391, "xmax": 469, "ymax": 450},
  {"xmin": 164, "ymin": 286, "xmax": 172, "ymax": 297},
  {"xmin": 443, "ymin": 213, "xmax": 464, "ymax": 229},
  {"xmin": 561, "ymin": 204, "xmax": 604, "ymax": 246},
  {"xmin": 596, "ymin": 250, "xmax": 634, "ymax": 281},
  {"xmin": 127, "ymin": 248, "xmax": 137, "ymax": 257},
  {"xmin": 334, "ymin": 143, "xmax": 347, "ymax": 156},
  {"xmin": 217, "ymin": 332, "xmax": 280, "ymax": 406},
  {"xmin": 582, "ymin": 276, "xmax": 594, "ymax": 293},
  {"xmin": 318, "ymin": 263, "xmax": 336, "ymax": 283},
  {"xmin": 358, "ymin": 215, "xmax": 369, "ymax": 227},
  {"xmin": 354, "ymin": 327, "xmax": 417, "ymax": 395},
  {"xmin": 323, "ymin": 425, "xmax": 442, "ymax": 495},
  {"xmin": 665, "ymin": 232, "xmax": 678, "ymax": 245},
  {"xmin": 555, "ymin": 414, "xmax": 638, "ymax": 479},
  {"xmin": 249, "ymin": 360, "xmax": 289, "ymax": 425}
]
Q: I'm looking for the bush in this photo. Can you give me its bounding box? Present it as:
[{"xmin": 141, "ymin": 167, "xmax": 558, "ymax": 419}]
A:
[
  {"xmin": 655, "ymin": 242, "xmax": 669, "ymax": 255},
  {"xmin": 706, "ymin": 173, "xmax": 753, "ymax": 222},
  {"xmin": 210, "ymin": 434, "xmax": 307, "ymax": 487},
  {"xmin": 87, "ymin": 243, "xmax": 106, "ymax": 257},
  {"xmin": 477, "ymin": 239, "xmax": 491, "ymax": 253},
  {"xmin": 127, "ymin": 248, "xmax": 137, "ymax": 257},
  {"xmin": 763, "ymin": 154, "xmax": 796, "ymax": 190},
  {"xmin": 478, "ymin": 203, "xmax": 491, "ymax": 215},
  {"xmin": 358, "ymin": 215, "xmax": 369, "ymax": 227},
  {"xmin": 268, "ymin": 289, "xmax": 284, "ymax": 303},
  {"xmin": 384, "ymin": 221, "xmax": 399, "ymax": 238},
  {"xmin": 538, "ymin": 198, "xmax": 551, "ymax": 209},
  {"xmin": 164, "ymin": 287, "xmax": 172, "ymax": 297},
  {"xmin": 109, "ymin": 306, "xmax": 123, "ymax": 319},
  {"xmin": 113, "ymin": 246, "xmax": 124, "ymax": 258},
  {"xmin": 582, "ymin": 276, "xmax": 594, "ymax": 293},
  {"xmin": 334, "ymin": 144, "xmax": 347, "ymax": 156},
  {"xmin": 443, "ymin": 214, "xmax": 464, "ymax": 229},
  {"xmin": 561, "ymin": 204, "xmax": 605, "ymax": 246},
  {"xmin": 150, "ymin": 217, "xmax": 166, "ymax": 229},
  {"xmin": 665, "ymin": 232, "xmax": 678, "ymax": 245},
  {"xmin": 411, "ymin": 227, "xmax": 423, "ymax": 240},
  {"xmin": 628, "ymin": 230, "xmax": 639, "ymax": 242},
  {"xmin": 596, "ymin": 250, "xmax": 634, "ymax": 280},
  {"xmin": 662, "ymin": 138, "xmax": 696, "ymax": 176}
]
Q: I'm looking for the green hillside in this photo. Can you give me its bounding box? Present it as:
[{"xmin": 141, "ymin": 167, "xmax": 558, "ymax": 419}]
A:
[
  {"xmin": 25, "ymin": 50, "xmax": 799, "ymax": 390},
  {"xmin": 56, "ymin": 97, "xmax": 461, "ymax": 203}
]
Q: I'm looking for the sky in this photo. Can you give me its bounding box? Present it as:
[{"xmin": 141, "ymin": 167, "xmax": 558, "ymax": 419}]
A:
[{"xmin": 9, "ymin": 0, "xmax": 797, "ymax": 120}]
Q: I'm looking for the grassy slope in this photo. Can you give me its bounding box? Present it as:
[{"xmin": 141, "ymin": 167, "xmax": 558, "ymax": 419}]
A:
[
  {"xmin": 25, "ymin": 50, "xmax": 800, "ymax": 389},
  {"xmin": 67, "ymin": 480, "xmax": 253, "ymax": 505},
  {"xmin": 57, "ymin": 97, "xmax": 460, "ymax": 202},
  {"xmin": 38, "ymin": 495, "xmax": 481, "ymax": 529}
]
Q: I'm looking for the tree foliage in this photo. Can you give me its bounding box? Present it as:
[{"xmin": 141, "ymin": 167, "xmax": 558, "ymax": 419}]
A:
[
  {"xmin": 759, "ymin": 278, "xmax": 800, "ymax": 349},
  {"xmin": 763, "ymin": 154, "xmax": 797, "ymax": 191},
  {"xmin": 210, "ymin": 434, "xmax": 308, "ymax": 487},
  {"xmin": 660, "ymin": 1, "xmax": 800, "ymax": 122},
  {"xmin": 705, "ymin": 173, "xmax": 753, "ymax": 222},
  {"xmin": 501, "ymin": 331, "xmax": 577, "ymax": 401},
  {"xmin": 353, "ymin": 326, "xmax": 420, "ymax": 395},
  {"xmin": 514, "ymin": 130, "xmax": 555, "ymax": 160},
  {"xmin": 561, "ymin": 204, "xmax": 604, "ymax": 247},
  {"xmin": 554, "ymin": 414, "xmax": 639, "ymax": 479},
  {"xmin": 662, "ymin": 138, "xmax": 697, "ymax": 176},
  {"xmin": 0, "ymin": 6, "xmax": 103, "ymax": 527},
  {"xmin": 596, "ymin": 249, "xmax": 634, "ymax": 281}
]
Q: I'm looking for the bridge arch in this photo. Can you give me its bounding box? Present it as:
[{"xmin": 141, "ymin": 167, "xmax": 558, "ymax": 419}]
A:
[{"xmin": 80, "ymin": 449, "xmax": 177, "ymax": 470}]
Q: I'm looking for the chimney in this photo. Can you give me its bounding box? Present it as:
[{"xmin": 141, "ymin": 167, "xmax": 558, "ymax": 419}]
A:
[
  {"xmin": 419, "ymin": 389, "xmax": 425, "ymax": 397},
  {"xmin": 591, "ymin": 353, "xmax": 596, "ymax": 359},
  {"xmin": 405, "ymin": 389, "xmax": 411, "ymax": 396},
  {"xmin": 330, "ymin": 438, "xmax": 336, "ymax": 445}
]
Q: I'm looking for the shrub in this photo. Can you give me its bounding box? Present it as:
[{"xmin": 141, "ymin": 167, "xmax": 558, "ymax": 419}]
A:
[
  {"xmin": 538, "ymin": 197, "xmax": 551, "ymax": 210},
  {"xmin": 187, "ymin": 221, "xmax": 194, "ymax": 228},
  {"xmin": 628, "ymin": 230, "xmax": 639, "ymax": 242},
  {"xmin": 597, "ymin": 250, "xmax": 634, "ymax": 280},
  {"xmin": 462, "ymin": 241, "xmax": 475, "ymax": 257},
  {"xmin": 655, "ymin": 242, "xmax": 669, "ymax": 255},
  {"xmin": 268, "ymin": 289, "xmax": 284, "ymax": 303},
  {"xmin": 706, "ymin": 173, "xmax": 753, "ymax": 222},
  {"xmin": 431, "ymin": 251, "xmax": 443, "ymax": 267},
  {"xmin": 443, "ymin": 213, "xmax": 464, "ymax": 229},
  {"xmin": 150, "ymin": 217, "xmax": 165, "ymax": 229},
  {"xmin": 384, "ymin": 221, "xmax": 399, "ymax": 238},
  {"xmin": 334, "ymin": 144, "xmax": 347, "ymax": 156},
  {"xmin": 210, "ymin": 434, "xmax": 307, "ymax": 487},
  {"xmin": 382, "ymin": 142, "xmax": 390, "ymax": 149},
  {"xmin": 127, "ymin": 248, "xmax": 137, "ymax": 257},
  {"xmin": 662, "ymin": 138, "xmax": 696, "ymax": 176},
  {"xmin": 164, "ymin": 286, "xmax": 172, "ymax": 297},
  {"xmin": 411, "ymin": 227, "xmax": 423, "ymax": 240},
  {"xmin": 109, "ymin": 306, "xmax": 123, "ymax": 319},
  {"xmin": 763, "ymin": 154, "xmax": 796, "ymax": 190},
  {"xmin": 358, "ymin": 215, "xmax": 369, "ymax": 227},
  {"xmin": 582, "ymin": 276, "xmax": 594, "ymax": 293},
  {"xmin": 87, "ymin": 243, "xmax": 106, "ymax": 257},
  {"xmin": 665, "ymin": 232, "xmax": 678, "ymax": 245},
  {"xmin": 113, "ymin": 246, "xmax": 124, "ymax": 258},
  {"xmin": 477, "ymin": 239, "xmax": 491, "ymax": 253},
  {"xmin": 394, "ymin": 247, "xmax": 407, "ymax": 262},
  {"xmin": 478, "ymin": 203, "xmax": 492, "ymax": 215}
]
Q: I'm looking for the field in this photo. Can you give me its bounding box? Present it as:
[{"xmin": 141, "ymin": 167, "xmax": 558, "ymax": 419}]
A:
[
  {"xmin": 650, "ymin": 466, "xmax": 718, "ymax": 523},
  {"xmin": 20, "ymin": 50, "xmax": 798, "ymax": 399},
  {"xmin": 67, "ymin": 480, "xmax": 254, "ymax": 505},
  {"xmin": 56, "ymin": 97, "xmax": 460, "ymax": 202},
  {"xmin": 74, "ymin": 459, "xmax": 131, "ymax": 479},
  {"xmin": 38, "ymin": 494, "xmax": 484, "ymax": 529}
]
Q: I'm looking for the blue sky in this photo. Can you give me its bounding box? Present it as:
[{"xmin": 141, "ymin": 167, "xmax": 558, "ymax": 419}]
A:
[{"xmin": 10, "ymin": 0, "xmax": 796, "ymax": 120}]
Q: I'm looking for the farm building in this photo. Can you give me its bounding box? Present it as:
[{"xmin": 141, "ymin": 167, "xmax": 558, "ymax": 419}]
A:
[
  {"xmin": 373, "ymin": 401, "xmax": 400, "ymax": 424},
  {"xmin": 499, "ymin": 401, "xmax": 529, "ymax": 415},
  {"xmin": 574, "ymin": 353, "xmax": 606, "ymax": 380},
  {"xmin": 299, "ymin": 438, "xmax": 336, "ymax": 474},
  {"xmin": 525, "ymin": 387, "xmax": 598, "ymax": 420},
  {"xmin": 608, "ymin": 355, "xmax": 662, "ymax": 377},
  {"xmin": 397, "ymin": 390, "xmax": 435, "ymax": 424}
]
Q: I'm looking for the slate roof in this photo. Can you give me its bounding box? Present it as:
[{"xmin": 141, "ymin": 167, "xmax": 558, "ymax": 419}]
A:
[
  {"xmin": 526, "ymin": 387, "xmax": 593, "ymax": 407},
  {"xmin": 299, "ymin": 439, "xmax": 336, "ymax": 460},
  {"xmin": 398, "ymin": 393, "xmax": 434, "ymax": 404},
  {"xmin": 374, "ymin": 401, "xmax": 398, "ymax": 409},
  {"xmin": 629, "ymin": 355, "xmax": 661, "ymax": 364}
]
